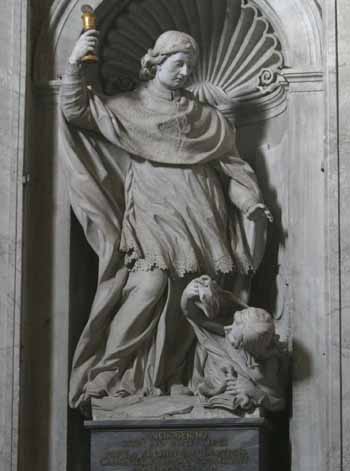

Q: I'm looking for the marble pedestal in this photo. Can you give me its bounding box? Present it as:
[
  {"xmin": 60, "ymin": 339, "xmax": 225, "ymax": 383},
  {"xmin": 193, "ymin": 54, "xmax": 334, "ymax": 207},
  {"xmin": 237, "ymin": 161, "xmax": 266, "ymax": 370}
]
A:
[{"xmin": 85, "ymin": 418, "xmax": 270, "ymax": 471}]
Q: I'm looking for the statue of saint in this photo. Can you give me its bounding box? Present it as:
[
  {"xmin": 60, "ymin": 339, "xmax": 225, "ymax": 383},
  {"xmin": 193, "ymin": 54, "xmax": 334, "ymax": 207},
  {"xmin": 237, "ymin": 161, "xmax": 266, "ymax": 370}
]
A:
[{"xmin": 60, "ymin": 29, "xmax": 272, "ymax": 413}]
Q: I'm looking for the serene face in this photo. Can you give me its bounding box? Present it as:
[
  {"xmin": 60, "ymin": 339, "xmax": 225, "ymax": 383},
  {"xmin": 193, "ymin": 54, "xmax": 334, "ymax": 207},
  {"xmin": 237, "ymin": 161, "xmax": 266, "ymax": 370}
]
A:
[{"xmin": 156, "ymin": 52, "xmax": 196, "ymax": 90}]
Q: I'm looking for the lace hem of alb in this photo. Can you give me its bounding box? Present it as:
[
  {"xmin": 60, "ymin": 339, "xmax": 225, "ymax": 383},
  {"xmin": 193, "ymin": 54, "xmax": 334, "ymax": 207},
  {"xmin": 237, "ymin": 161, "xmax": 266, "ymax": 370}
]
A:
[{"xmin": 124, "ymin": 250, "xmax": 235, "ymax": 278}]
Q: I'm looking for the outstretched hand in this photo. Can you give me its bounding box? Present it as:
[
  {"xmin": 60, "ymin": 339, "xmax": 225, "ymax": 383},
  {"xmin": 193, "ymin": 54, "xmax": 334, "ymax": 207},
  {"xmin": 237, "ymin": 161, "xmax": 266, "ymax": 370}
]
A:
[
  {"xmin": 69, "ymin": 30, "xmax": 99, "ymax": 64},
  {"xmin": 246, "ymin": 204, "xmax": 273, "ymax": 223},
  {"xmin": 181, "ymin": 280, "xmax": 200, "ymax": 313},
  {"xmin": 183, "ymin": 280, "xmax": 200, "ymax": 301}
]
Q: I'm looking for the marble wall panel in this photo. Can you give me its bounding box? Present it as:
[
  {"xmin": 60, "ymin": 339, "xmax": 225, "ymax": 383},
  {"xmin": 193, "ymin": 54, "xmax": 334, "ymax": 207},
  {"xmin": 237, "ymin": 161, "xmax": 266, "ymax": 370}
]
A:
[
  {"xmin": 337, "ymin": 1, "xmax": 350, "ymax": 469},
  {"xmin": 324, "ymin": 1, "xmax": 342, "ymax": 470},
  {"xmin": 20, "ymin": 91, "xmax": 71, "ymax": 471},
  {"xmin": 287, "ymin": 88, "xmax": 327, "ymax": 471},
  {"xmin": 0, "ymin": 1, "xmax": 28, "ymax": 471}
]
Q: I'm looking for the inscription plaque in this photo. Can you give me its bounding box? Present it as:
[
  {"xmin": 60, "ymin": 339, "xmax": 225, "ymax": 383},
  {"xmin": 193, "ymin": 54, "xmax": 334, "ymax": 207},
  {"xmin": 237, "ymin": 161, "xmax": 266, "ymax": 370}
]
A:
[{"xmin": 86, "ymin": 419, "xmax": 269, "ymax": 471}]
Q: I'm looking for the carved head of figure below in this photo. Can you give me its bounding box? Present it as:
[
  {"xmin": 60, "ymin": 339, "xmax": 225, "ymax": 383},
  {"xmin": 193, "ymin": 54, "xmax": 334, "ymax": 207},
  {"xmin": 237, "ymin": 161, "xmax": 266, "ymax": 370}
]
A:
[
  {"xmin": 140, "ymin": 31, "xmax": 199, "ymax": 90},
  {"xmin": 225, "ymin": 308, "xmax": 276, "ymax": 361}
]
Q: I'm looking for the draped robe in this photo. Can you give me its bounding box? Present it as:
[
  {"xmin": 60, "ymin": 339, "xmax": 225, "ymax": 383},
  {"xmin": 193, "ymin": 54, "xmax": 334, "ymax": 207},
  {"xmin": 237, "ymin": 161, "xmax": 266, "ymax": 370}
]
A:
[{"xmin": 60, "ymin": 63, "xmax": 266, "ymax": 408}]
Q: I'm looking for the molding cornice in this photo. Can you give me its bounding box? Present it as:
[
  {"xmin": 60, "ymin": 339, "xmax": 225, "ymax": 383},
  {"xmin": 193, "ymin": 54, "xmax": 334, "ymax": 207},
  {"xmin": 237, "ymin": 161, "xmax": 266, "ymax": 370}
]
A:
[{"xmin": 283, "ymin": 69, "xmax": 324, "ymax": 93}]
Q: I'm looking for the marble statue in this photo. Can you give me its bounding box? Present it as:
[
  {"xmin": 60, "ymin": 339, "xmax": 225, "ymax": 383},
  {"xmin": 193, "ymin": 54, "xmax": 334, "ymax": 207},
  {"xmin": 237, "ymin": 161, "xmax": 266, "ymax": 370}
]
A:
[
  {"xmin": 181, "ymin": 276, "xmax": 286, "ymax": 414},
  {"xmin": 59, "ymin": 29, "xmax": 274, "ymax": 415}
]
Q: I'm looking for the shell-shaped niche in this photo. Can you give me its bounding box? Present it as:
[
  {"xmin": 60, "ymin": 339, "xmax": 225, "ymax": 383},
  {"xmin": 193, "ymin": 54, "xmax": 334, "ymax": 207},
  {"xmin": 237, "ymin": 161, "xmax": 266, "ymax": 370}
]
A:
[{"xmin": 97, "ymin": 0, "xmax": 284, "ymax": 114}]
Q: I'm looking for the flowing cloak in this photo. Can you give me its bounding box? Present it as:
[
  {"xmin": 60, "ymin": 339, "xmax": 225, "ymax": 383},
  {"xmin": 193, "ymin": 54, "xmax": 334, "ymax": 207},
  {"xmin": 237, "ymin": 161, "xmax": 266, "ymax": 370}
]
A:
[{"xmin": 59, "ymin": 63, "xmax": 267, "ymax": 408}]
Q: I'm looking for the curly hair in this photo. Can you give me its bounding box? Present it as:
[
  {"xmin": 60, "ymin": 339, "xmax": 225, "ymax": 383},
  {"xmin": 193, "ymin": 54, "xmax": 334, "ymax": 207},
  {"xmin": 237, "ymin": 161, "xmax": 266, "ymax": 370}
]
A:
[
  {"xmin": 139, "ymin": 50, "xmax": 168, "ymax": 81},
  {"xmin": 231, "ymin": 308, "xmax": 275, "ymax": 359},
  {"xmin": 139, "ymin": 31, "xmax": 199, "ymax": 81}
]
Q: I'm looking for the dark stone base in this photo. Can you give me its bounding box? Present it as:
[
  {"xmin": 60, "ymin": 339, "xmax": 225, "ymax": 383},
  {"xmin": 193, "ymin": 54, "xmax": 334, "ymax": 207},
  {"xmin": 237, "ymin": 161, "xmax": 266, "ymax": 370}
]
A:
[{"xmin": 85, "ymin": 418, "xmax": 270, "ymax": 471}]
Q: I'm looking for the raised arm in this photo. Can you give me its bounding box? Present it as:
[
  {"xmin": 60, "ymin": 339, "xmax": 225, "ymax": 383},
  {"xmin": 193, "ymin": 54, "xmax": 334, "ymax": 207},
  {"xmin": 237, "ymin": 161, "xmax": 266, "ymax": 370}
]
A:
[{"xmin": 60, "ymin": 30, "xmax": 100, "ymax": 130}]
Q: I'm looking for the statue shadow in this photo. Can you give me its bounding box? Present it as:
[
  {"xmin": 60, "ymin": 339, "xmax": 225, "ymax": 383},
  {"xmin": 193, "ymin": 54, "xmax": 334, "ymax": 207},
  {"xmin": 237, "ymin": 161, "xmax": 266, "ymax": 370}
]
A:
[
  {"xmin": 67, "ymin": 211, "xmax": 99, "ymax": 471},
  {"xmin": 269, "ymin": 339, "xmax": 313, "ymax": 471},
  {"xmin": 234, "ymin": 100, "xmax": 289, "ymax": 318},
  {"xmin": 291, "ymin": 338, "xmax": 314, "ymax": 383},
  {"xmin": 235, "ymin": 100, "xmax": 292, "ymax": 471}
]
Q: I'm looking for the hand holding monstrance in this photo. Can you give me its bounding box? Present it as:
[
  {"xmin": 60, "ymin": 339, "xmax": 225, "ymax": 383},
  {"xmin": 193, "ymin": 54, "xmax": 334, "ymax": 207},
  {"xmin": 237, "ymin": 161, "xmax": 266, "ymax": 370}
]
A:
[{"xmin": 69, "ymin": 5, "xmax": 99, "ymax": 64}]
